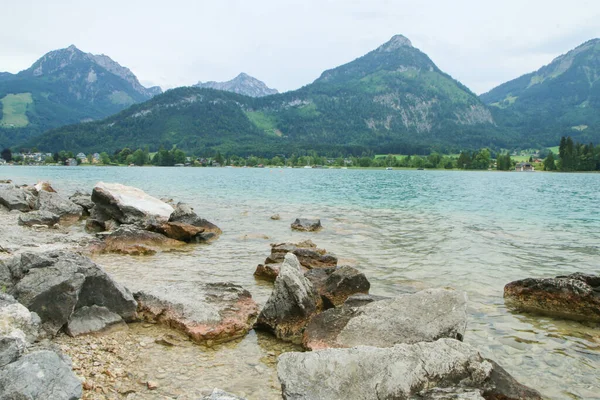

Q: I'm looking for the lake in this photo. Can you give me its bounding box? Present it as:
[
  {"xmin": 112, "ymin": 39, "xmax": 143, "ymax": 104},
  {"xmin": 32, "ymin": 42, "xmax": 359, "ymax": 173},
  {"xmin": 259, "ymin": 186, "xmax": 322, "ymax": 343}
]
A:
[{"xmin": 3, "ymin": 165, "xmax": 600, "ymax": 399}]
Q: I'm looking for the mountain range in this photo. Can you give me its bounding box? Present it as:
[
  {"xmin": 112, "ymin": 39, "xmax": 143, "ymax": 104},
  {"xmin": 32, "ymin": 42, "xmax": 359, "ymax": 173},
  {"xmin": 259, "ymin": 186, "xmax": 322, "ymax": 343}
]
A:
[
  {"xmin": 4, "ymin": 35, "xmax": 600, "ymax": 155},
  {"xmin": 0, "ymin": 45, "xmax": 162, "ymax": 148},
  {"xmin": 194, "ymin": 73, "xmax": 278, "ymax": 97}
]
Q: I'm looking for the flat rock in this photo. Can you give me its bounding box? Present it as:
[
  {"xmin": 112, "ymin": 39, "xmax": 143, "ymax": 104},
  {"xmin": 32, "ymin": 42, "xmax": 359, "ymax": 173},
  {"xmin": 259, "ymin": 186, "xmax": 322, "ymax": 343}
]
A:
[
  {"xmin": 91, "ymin": 182, "xmax": 174, "ymax": 226},
  {"xmin": 255, "ymin": 254, "xmax": 321, "ymax": 343},
  {"xmin": 291, "ymin": 218, "xmax": 322, "ymax": 232},
  {"xmin": 36, "ymin": 191, "xmax": 83, "ymax": 224},
  {"xmin": 147, "ymin": 220, "xmax": 206, "ymax": 242},
  {"xmin": 504, "ymin": 272, "xmax": 600, "ymax": 322},
  {"xmin": 90, "ymin": 224, "xmax": 187, "ymax": 255},
  {"xmin": 135, "ymin": 282, "xmax": 258, "ymax": 345},
  {"xmin": 277, "ymin": 339, "xmax": 542, "ymax": 400},
  {"xmin": 65, "ymin": 305, "xmax": 125, "ymax": 337},
  {"xmin": 303, "ymin": 288, "xmax": 467, "ymax": 350},
  {"xmin": 0, "ymin": 350, "xmax": 82, "ymax": 400},
  {"xmin": 18, "ymin": 210, "xmax": 60, "ymax": 227}
]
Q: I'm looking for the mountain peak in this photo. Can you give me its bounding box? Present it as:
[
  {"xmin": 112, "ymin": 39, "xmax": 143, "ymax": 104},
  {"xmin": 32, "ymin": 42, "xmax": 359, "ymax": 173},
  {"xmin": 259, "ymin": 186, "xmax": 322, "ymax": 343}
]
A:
[
  {"xmin": 378, "ymin": 35, "xmax": 413, "ymax": 52},
  {"xmin": 194, "ymin": 73, "xmax": 278, "ymax": 97},
  {"xmin": 66, "ymin": 44, "xmax": 79, "ymax": 52}
]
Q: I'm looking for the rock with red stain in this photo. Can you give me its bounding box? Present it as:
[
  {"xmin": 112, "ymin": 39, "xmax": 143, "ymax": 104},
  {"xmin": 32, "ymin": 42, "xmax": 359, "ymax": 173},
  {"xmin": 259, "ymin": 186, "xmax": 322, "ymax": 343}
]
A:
[
  {"xmin": 504, "ymin": 272, "xmax": 600, "ymax": 322},
  {"xmin": 146, "ymin": 220, "xmax": 206, "ymax": 243},
  {"xmin": 89, "ymin": 225, "xmax": 187, "ymax": 256},
  {"xmin": 134, "ymin": 282, "xmax": 259, "ymax": 345},
  {"xmin": 254, "ymin": 240, "xmax": 337, "ymax": 282}
]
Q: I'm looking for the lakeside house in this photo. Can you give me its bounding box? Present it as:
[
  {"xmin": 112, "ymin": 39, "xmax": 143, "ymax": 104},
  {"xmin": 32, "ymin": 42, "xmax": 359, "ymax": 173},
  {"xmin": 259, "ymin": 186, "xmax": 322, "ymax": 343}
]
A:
[
  {"xmin": 66, "ymin": 158, "xmax": 78, "ymax": 166},
  {"xmin": 515, "ymin": 162, "xmax": 535, "ymax": 172}
]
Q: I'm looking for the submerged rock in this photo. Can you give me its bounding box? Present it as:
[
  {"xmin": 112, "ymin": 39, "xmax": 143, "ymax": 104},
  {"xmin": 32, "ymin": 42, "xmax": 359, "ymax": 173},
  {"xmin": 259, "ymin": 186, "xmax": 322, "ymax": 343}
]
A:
[
  {"xmin": 0, "ymin": 350, "xmax": 82, "ymax": 400},
  {"xmin": 90, "ymin": 224, "xmax": 187, "ymax": 255},
  {"xmin": 291, "ymin": 218, "xmax": 322, "ymax": 232},
  {"xmin": 135, "ymin": 282, "xmax": 258, "ymax": 345},
  {"xmin": 504, "ymin": 272, "xmax": 600, "ymax": 322},
  {"xmin": 202, "ymin": 388, "xmax": 247, "ymax": 399},
  {"xmin": 65, "ymin": 305, "xmax": 126, "ymax": 337},
  {"xmin": 18, "ymin": 210, "xmax": 60, "ymax": 227},
  {"xmin": 303, "ymin": 288, "xmax": 467, "ymax": 350},
  {"xmin": 91, "ymin": 182, "xmax": 174, "ymax": 226},
  {"xmin": 147, "ymin": 220, "xmax": 207, "ymax": 243},
  {"xmin": 255, "ymin": 254, "xmax": 321, "ymax": 343},
  {"xmin": 277, "ymin": 339, "xmax": 542, "ymax": 400}
]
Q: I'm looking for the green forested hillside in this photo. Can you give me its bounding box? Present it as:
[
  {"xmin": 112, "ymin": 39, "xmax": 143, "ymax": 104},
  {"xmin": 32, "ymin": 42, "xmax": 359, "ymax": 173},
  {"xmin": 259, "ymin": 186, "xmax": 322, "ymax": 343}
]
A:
[
  {"xmin": 0, "ymin": 45, "xmax": 161, "ymax": 149},
  {"xmin": 28, "ymin": 35, "xmax": 508, "ymax": 156},
  {"xmin": 481, "ymin": 39, "xmax": 600, "ymax": 146}
]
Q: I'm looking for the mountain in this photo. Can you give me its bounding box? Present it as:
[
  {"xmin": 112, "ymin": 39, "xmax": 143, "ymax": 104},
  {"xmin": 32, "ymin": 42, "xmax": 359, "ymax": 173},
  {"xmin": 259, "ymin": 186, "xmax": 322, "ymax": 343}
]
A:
[
  {"xmin": 28, "ymin": 35, "xmax": 507, "ymax": 156},
  {"xmin": 194, "ymin": 73, "xmax": 278, "ymax": 97},
  {"xmin": 0, "ymin": 45, "xmax": 162, "ymax": 149},
  {"xmin": 481, "ymin": 39, "xmax": 600, "ymax": 146}
]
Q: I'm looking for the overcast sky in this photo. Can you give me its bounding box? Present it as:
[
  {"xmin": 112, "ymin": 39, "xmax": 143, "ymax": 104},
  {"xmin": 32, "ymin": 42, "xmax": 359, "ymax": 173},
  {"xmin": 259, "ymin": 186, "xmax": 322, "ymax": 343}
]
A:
[{"xmin": 2, "ymin": 0, "xmax": 599, "ymax": 94}]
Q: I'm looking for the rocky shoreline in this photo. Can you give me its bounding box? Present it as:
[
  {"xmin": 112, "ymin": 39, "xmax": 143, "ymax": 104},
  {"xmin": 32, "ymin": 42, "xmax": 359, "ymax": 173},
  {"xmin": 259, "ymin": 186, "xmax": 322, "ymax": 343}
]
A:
[{"xmin": 1, "ymin": 179, "xmax": 598, "ymax": 399}]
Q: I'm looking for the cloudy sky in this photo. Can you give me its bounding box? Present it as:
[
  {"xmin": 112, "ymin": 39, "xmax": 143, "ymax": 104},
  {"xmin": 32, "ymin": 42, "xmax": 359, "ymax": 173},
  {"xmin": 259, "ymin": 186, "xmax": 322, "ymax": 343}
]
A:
[{"xmin": 2, "ymin": 0, "xmax": 599, "ymax": 94}]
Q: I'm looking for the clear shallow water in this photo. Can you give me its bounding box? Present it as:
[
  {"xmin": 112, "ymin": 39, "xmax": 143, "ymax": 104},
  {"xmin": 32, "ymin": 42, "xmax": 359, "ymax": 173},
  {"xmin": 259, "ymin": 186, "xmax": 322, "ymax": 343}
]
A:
[{"xmin": 3, "ymin": 166, "xmax": 600, "ymax": 399}]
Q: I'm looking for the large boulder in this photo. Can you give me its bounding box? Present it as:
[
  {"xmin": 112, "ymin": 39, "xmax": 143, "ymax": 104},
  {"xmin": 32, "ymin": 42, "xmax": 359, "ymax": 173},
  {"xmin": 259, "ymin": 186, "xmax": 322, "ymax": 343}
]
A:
[
  {"xmin": 0, "ymin": 350, "xmax": 82, "ymax": 400},
  {"xmin": 504, "ymin": 272, "xmax": 600, "ymax": 322},
  {"xmin": 303, "ymin": 288, "xmax": 467, "ymax": 350},
  {"xmin": 169, "ymin": 202, "xmax": 222, "ymax": 241},
  {"xmin": 277, "ymin": 339, "xmax": 542, "ymax": 400},
  {"xmin": 135, "ymin": 282, "xmax": 258, "ymax": 345},
  {"xmin": 90, "ymin": 224, "xmax": 187, "ymax": 255},
  {"xmin": 7, "ymin": 251, "xmax": 137, "ymax": 336},
  {"xmin": 18, "ymin": 210, "xmax": 60, "ymax": 227},
  {"xmin": 255, "ymin": 254, "xmax": 321, "ymax": 343},
  {"xmin": 0, "ymin": 186, "xmax": 34, "ymax": 211},
  {"xmin": 291, "ymin": 218, "xmax": 322, "ymax": 232},
  {"xmin": 91, "ymin": 182, "xmax": 174, "ymax": 226},
  {"xmin": 36, "ymin": 191, "xmax": 83, "ymax": 224}
]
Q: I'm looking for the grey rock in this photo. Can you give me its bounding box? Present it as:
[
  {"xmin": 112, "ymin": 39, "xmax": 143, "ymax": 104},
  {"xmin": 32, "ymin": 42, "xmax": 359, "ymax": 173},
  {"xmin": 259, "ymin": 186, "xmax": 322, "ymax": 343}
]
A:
[
  {"xmin": 0, "ymin": 293, "xmax": 40, "ymax": 344},
  {"xmin": 8, "ymin": 251, "xmax": 136, "ymax": 335},
  {"xmin": 36, "ymin": 191, "xmax": 83, "ymax": 223},
  {"xmin": 18, "ymin": 210, "xmax": 60, "ymax": 227},
  {"xmin": 291, "ymin": 218, "xmax": 322, "ymax": 232},
  {"xmin": 135, "ymin": 281, "xmax": 258, "ymax": 344},
  {"xmin": 0, "ymin": 350, "xmax": 82, "ymax": 400},
  {"xmin": 65, "ymin": 305, "xmax": 125, "ymax": 337},
  {"xmin": 0, "ymin": 335, "xmax": 26, "ymax": 367},
  {"xmin": 302, "ymin": 288, "xmax": 467, "ymax": 350},
  {"xmin": 255, "ymin": 254, "xmax": 321, "ymax": 343},
  {"xmin": 315, "ymin": 266, "xmax": 370, "ymax": 308},
  {"xmin": 277, "ymin": 339, "xmax": 542, "ymax": 400},
  {"xmin": 202, "ymin": 388, "xmax": 247, "ymax": 400},
  {"xmin": 0, "ymin": 187, "xmax": 33, "ymax": 212},
  {"xmin": 69, "ymin": 191, "xmax": 94, "ymax": 215}
]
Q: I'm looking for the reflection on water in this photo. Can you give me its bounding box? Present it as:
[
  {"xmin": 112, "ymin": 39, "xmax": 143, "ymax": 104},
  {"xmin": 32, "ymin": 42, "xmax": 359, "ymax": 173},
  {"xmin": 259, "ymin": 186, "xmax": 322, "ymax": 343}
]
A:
[{"xmin": 5, "ymin": 166, "xmax": 600, "ymax": 399}]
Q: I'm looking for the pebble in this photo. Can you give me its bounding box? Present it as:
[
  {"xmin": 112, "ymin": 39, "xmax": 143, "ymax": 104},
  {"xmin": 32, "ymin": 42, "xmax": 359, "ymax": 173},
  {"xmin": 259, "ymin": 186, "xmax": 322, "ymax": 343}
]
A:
[{"xmin": 147, "ymin": 380, "xmax": 159, "ymax": 390}]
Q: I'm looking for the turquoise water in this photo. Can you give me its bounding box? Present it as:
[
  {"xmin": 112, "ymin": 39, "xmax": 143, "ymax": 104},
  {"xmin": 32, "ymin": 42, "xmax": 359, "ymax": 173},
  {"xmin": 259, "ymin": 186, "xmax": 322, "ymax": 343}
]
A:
[{"xmin": 2, "ymin": 166, "xmax": 600, "ymax": 399}]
